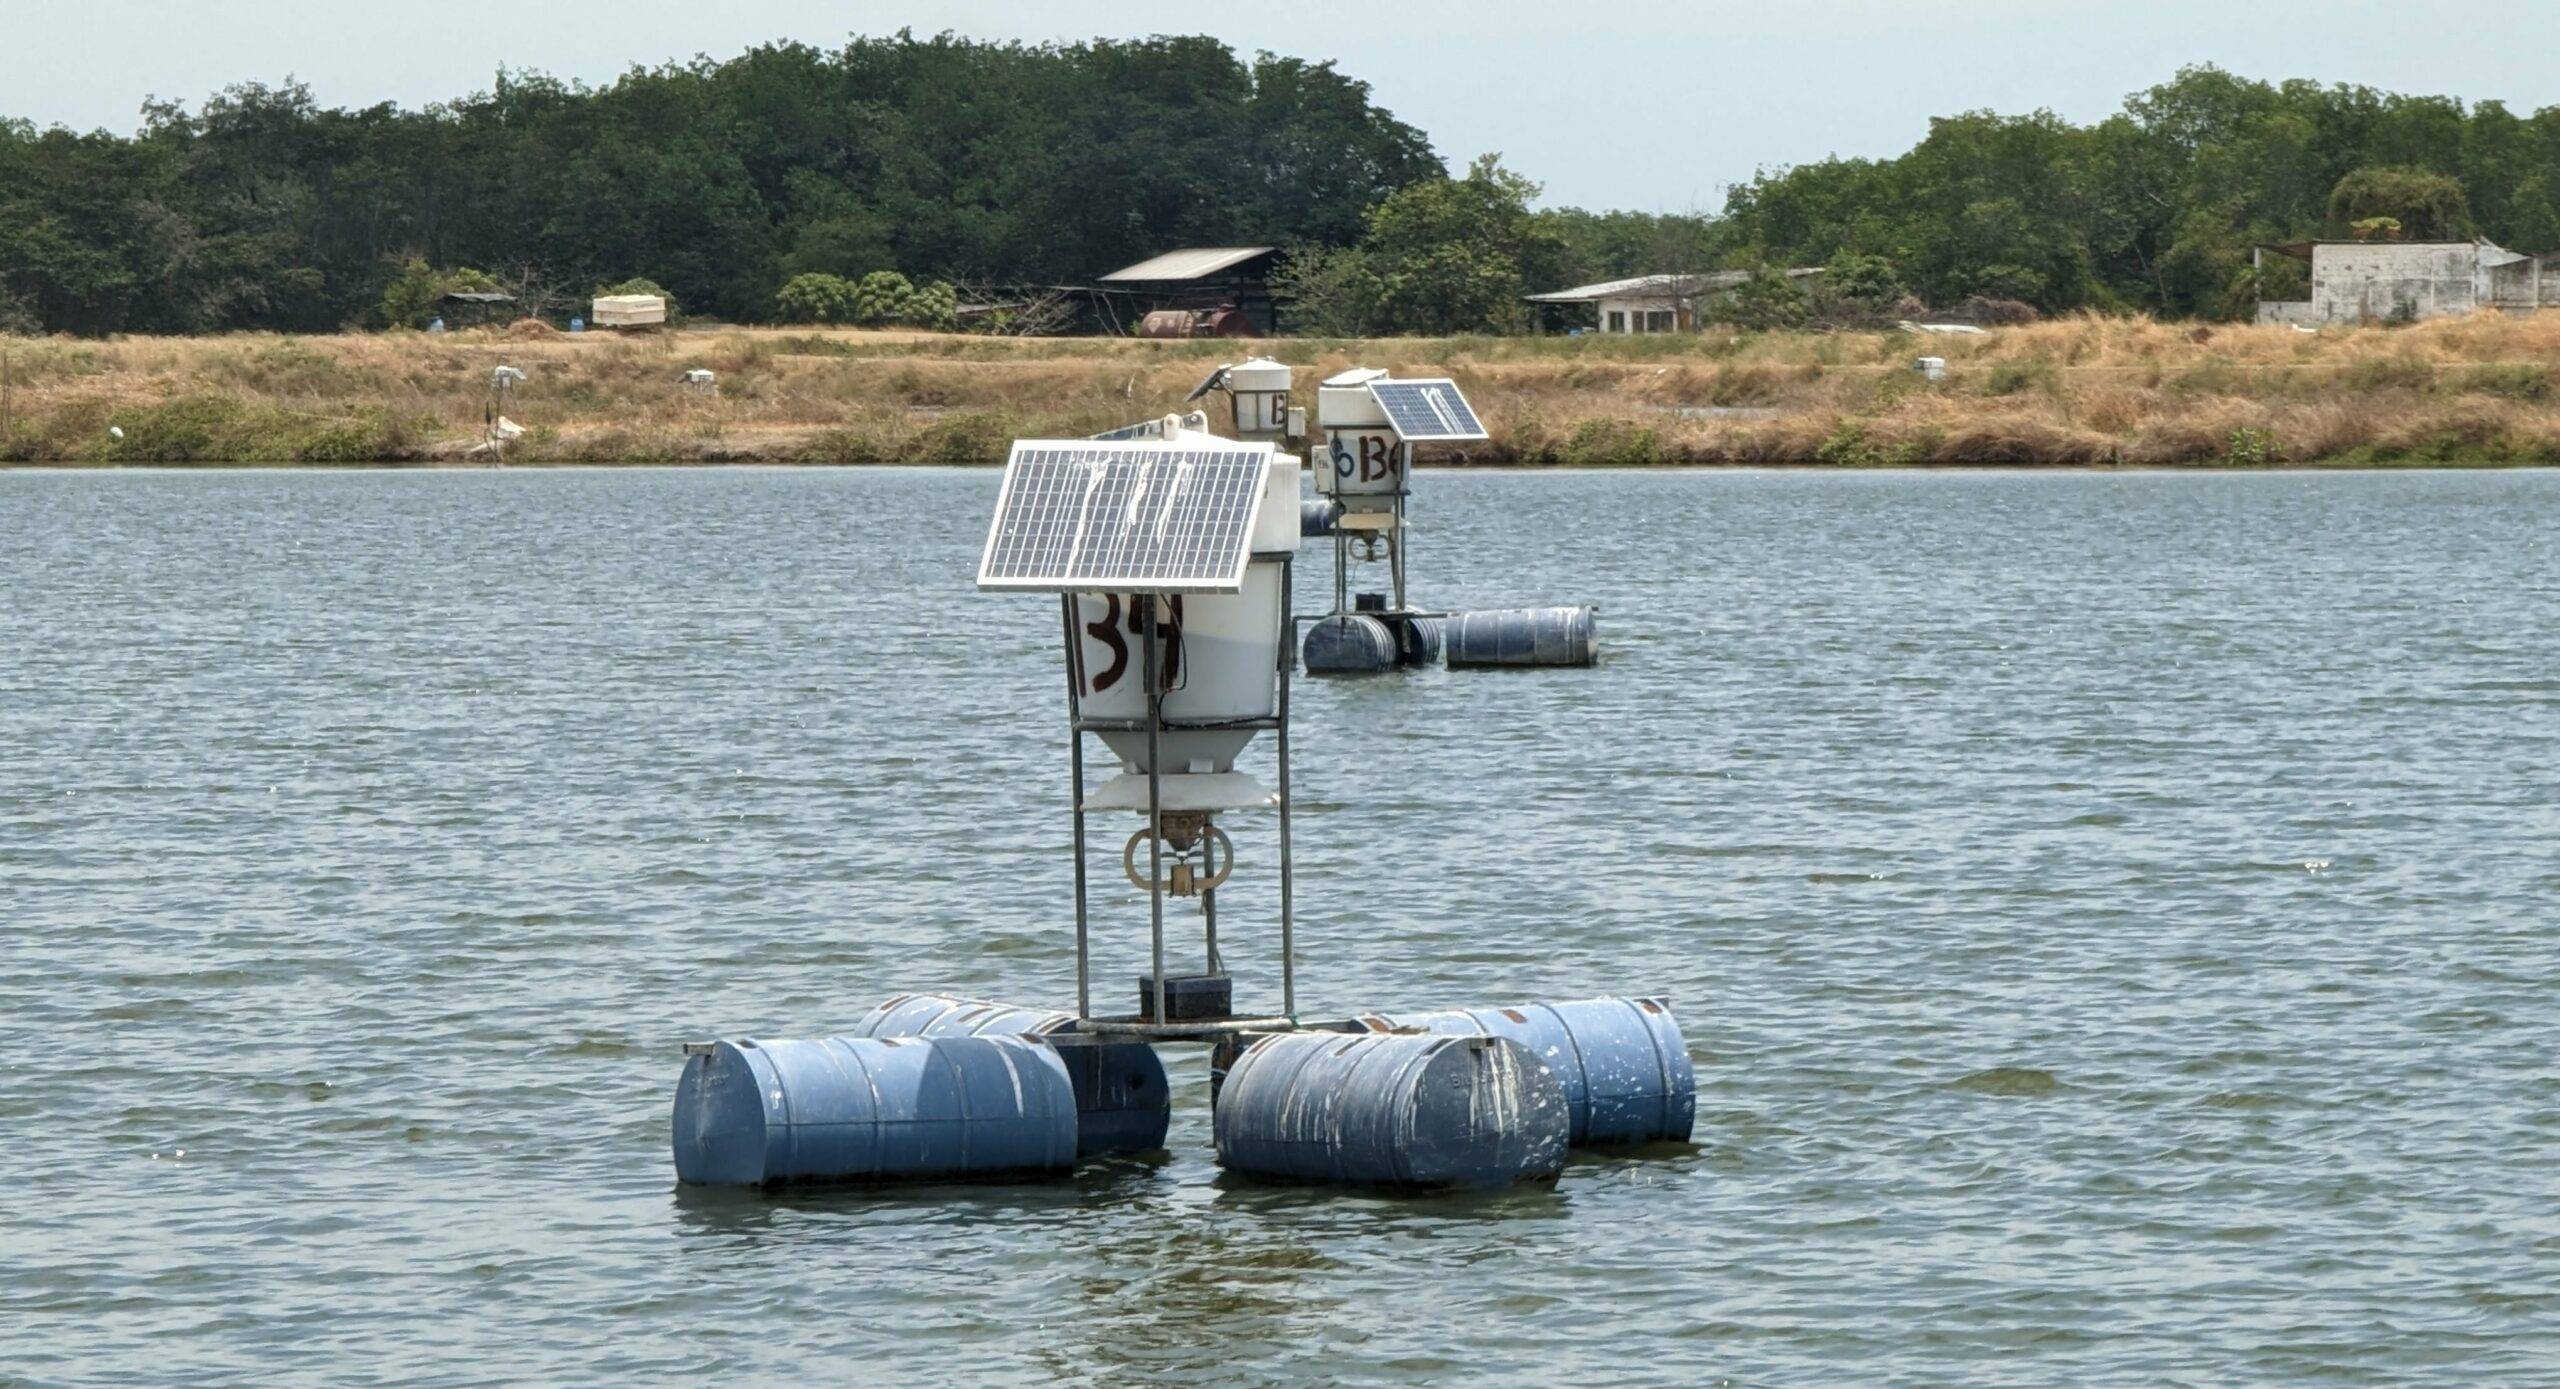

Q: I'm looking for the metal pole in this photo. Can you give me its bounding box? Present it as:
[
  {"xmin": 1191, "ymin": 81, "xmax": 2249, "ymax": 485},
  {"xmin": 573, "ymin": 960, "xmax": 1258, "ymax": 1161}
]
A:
[
  {"xmin": 1391, "ymin": 484, "xmax": 1409, "ymax": 614},
  {"xmin": 1333, "ymin": 514, "xmax": 1349, "ymax": 613},
  {"xmin": 1203, "ymin": 887, "xmax": 1219, "ymax": 975},
  {"xmin": 1061, "ymin": 595, "xmax": 1091, "ymax": 1018},
  {"xmin": 1142, "ymin": 595, "xmax": 1166, "ymax": 1026},
  {"xmin": 1276, "ymin": 557, "xmax": 1297, "ymax": 1019}
]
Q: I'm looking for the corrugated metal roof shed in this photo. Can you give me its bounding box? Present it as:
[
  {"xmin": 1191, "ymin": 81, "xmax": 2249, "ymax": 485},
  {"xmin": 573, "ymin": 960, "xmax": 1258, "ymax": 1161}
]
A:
[
  {"xmin": 1100, "ymin": 247, "xmax": 1277, "ymax": 282},
  {"xmin": 1524, "ymin": 269, "xmax": 1822, "ymax": 304}
]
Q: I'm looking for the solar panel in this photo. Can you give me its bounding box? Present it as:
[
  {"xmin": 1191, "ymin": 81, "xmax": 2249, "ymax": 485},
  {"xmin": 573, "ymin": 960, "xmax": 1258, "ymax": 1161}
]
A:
[
  {"xmin": 1366, "ymin": 378, "xmax": 1488, "ymax": 442},
  {"xmin": 979, "ymin": 440, "xmax": 1274, "ymax": 594}
]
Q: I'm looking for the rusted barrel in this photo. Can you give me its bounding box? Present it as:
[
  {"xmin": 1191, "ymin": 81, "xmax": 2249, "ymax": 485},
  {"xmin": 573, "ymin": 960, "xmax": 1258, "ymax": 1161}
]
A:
[
  {"xmin": 1445, "ymin": 605, "xmax": 1598, "ymax": 668},
  {"xmin": 850, "ymin": 993, "xmax": 1169, "ymax": 1156},
  {"xmin": 1213, "ymin": 1032, "xmax": 1569, "ymax": 1189},
  {"xmin": 1355, "ymin": 997, "xmax": 1693, "ymax": 1145},
  {"xmin": 672, "ymin": 1035, "xmax": 1077, "ymax": 1187}
]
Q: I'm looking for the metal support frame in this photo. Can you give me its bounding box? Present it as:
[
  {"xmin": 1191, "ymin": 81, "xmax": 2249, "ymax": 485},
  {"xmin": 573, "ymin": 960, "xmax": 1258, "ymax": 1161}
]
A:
[{"xmin": 1061, "ymin": 554, "xmax": 1299, "ymax": 1027}]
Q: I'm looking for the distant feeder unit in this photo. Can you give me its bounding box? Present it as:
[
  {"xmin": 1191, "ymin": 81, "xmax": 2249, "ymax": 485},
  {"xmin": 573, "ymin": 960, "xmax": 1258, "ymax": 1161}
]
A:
[
  {"xmin": 1301, "ymin": 370, "xmax": 1598, "ymax": 674},
  {"xmin": 682, "ymin": 369, "xmax": 717, "ymax": 396}
]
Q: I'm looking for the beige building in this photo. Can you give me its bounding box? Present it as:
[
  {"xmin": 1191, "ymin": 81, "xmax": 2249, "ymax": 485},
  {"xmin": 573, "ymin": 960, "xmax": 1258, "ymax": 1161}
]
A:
[
  {"xmin": 2255, "ymin": 238, "xmax": 2560, "ymax": 326},
  {"xmin": 1525, "ymin": 268, "xmax": 1826, "ymax": 334}
]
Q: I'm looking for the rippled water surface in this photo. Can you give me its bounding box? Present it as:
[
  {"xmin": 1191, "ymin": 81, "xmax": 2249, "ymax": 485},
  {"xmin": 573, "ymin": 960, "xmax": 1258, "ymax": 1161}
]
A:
[{"xmin": 5, "ymin": 467, "xmax": 2557, "ymax": 1386}]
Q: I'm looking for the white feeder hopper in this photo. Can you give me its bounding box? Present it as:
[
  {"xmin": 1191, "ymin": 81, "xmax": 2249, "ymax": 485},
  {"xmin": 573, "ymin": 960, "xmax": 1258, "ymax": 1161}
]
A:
[
  {"xmin": 1224, "ymin": 358, "xmax": 1293, "ymax": 442},
  {"xmin": 1315, "ymin": 367, "xmax": 1400, "ymax": 498},
  {"xmin": 980, "ymin": 430, "xmax": 1299, "ymax": 814}
]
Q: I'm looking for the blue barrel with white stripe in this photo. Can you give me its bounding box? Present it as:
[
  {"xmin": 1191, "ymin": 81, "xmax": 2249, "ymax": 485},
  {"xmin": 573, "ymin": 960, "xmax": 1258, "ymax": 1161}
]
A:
[
  {"xmin": 1213, "ymin": 1032, "xmax": 1570, "ymax": 1190},
  {"xmin": 1356, "ymin": 997, "xmax": 1693, "ymax": 1145},
  {"xmin": 849, "ymin": 993, "xmax": 1170, "ymax": 1156},
  {"xmin": 672, "ymin": 1035, "xmax": 1079, "ymax": 1187},
  {"xmin": 1301, "ymin": 496, "xmax": 1340, "ymax": 538},
  {"xmin": 1445, "ymin": 605, "xmax": 1598, "ymax": 668},
  {"xmin": 1302, "ymin": 612, "xmax": 1398, "ymax": 674}
]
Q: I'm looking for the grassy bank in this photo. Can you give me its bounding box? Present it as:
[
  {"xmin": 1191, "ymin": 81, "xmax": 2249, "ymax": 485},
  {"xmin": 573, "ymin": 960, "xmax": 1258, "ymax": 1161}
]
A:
[{"xmin": 7, "ymin": 315, "xmax": 2560, "ymax": 466}]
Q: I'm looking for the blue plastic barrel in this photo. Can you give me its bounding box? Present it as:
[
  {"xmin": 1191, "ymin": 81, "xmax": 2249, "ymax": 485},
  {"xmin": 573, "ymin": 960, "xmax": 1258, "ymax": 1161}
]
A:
[
  {"xmin": 1302, "ymin": 613, "xmax": 1398, "ymax": 674},
  {"xmin": 1356, "ymin": 997, "xmax": 1694, "ymax": 1145},
  {"xmin": 1214, "ymin": 1032, "xmax": 1570, "ymax": 1189},
  {"xmin": 672, "ymin": 1034, "xmax": 1078, "ymax": 1187},
  {"xmin": 1301, "ymin": 497, "xmax": 1340, "ymax": 538},
  {"xmin": 850, "ymin": 994, "xmax": 1169, "ymax": 1156},
  {"xmin": 1445, "ymin": 605, "xmax": 1598, "ymax": 668},
  {"xmin": 1389, "ymin": 614, "xmax": 1442, "ymax": 666}
]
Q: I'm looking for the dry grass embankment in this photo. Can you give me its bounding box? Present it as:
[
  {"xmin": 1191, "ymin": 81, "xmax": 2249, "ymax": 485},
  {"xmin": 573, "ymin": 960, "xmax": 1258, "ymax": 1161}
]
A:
[{"xmin": 6, "ymin": 313, "xmax": 2560, "ymax": 466}]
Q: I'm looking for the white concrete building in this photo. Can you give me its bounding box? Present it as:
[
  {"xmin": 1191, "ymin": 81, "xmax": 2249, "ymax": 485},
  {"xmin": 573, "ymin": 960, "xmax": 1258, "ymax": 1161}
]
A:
[
  {"xmin": 2255, "ymin": 238, "xmax": 2560, "ymax": 326},
  {"xmin": 1525, "ymin": 269, "xmax": 1826, "ymax": 334}
]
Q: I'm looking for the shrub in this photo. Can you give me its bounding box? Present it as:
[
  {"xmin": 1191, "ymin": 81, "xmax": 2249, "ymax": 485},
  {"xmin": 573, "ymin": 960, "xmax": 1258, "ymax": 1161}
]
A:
[
  {"xmin": 850, "ymin": 270, "xmax": 916, "ymax": 324},
  {"xmin": 776, "ymin": 273, "xmax": 857, "ymax": 324},
  {"xmin": 2224, "ymin": 426, "xmax": 2281, "ymax": 467},
  {"xmin": 1981, "ymin": 359, "xmax": 2059, "ymax": 397},
  {"xmin": 1560, "ymin": 417, "xmax": 1665, "ymax": 466},
  {"xmin": 2457, "ymin": 362, "xmax": 2553, "ymax": 401},
  {"xmin": 377, "ymin": 260, "xmax": 500, "ymax": 330}
]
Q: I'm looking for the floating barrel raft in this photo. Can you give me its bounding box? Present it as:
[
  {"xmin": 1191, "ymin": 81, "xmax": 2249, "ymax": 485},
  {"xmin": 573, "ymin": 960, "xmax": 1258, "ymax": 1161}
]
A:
[
  {"xmin": 673, "ymin": 373, "xmax": 1684, "ymax": 1200},
  {"xmin": 1214, "ymin": 1032, "xmax": 1570, "ymax": 1190},
  {"xmin": 672, "ymin": 1035, "xmax": 1079, "ymax": 1187},
  {"xmin": 849, "ymin": 993, "xmax": 1170, "ymax": 1157},
  {"xmin": 1444, "ymin": 605, "xmax": 1599, "ymax": 670},
  {"xmin": 1355, "ymin": 997, "xmax": 1694, "ymax": 1145}
]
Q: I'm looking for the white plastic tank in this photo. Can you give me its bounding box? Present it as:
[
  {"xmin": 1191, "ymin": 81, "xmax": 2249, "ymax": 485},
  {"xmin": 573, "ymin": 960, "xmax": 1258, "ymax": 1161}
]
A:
[
  {"xmin": 1073, "ymin": 439, "xmax": 1300, "ymax": 809},
  {"xmin": 1315, "ymin": 368, "xmax": 1405, "ymax": 498},
  {"xmin": 1226, "ymin": 358, "xmax": 1292, "ymax": 442}
]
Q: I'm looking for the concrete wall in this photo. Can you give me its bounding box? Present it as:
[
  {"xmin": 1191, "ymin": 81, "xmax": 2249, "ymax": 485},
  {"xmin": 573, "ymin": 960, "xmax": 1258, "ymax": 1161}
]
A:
[
  {"xmin": 2485, "ymin": 254, "xmax": 2560, "ymax": 311},
  {"xmin": 2309, "ymin": 243, "xmax": 2483, "ymax": 325},
  {"xmin": 1594, "ymin": 296, "xmax": 1686, "ymax": 333}
]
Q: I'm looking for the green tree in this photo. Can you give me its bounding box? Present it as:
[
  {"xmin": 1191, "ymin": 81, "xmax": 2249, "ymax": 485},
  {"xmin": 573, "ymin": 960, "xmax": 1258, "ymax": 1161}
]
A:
[
  {"xmin": 376, "ymin": 258, "xmax": 498, "ymax": 329},
  {"xmin": 2327, "ymin": 166, "xmax": 2473, "ymax": 239},
  {"xmin": 775, "ymin": 272, "xmax": 856, "ymax": 323},
  {"xmin": 1279, "ymin": 155, "xmax": 1563, "ymax": 335}
]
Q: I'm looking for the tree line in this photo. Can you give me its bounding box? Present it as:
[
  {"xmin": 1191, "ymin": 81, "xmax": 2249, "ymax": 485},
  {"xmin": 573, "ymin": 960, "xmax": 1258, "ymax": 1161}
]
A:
[
  {"xmin": 5, "ymin": 47, "xmax": 2558, "ymax": 336},
  {"xmin": 0, "ymin": 32, "xmax": 1440, "ymax": 334}
]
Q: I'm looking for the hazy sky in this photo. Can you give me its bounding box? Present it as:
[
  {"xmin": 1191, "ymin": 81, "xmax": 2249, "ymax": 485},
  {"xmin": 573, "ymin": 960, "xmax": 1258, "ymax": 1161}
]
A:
[{"xmin": 12, "ymin": 0, "xmax": 2560, "ymax": 211}]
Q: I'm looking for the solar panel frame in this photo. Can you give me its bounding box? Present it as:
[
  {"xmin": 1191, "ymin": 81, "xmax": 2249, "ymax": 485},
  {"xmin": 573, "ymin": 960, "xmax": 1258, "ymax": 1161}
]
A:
[
  {"xmin": 978, "ymin": 439, "xmax": 1275, "ymax": 594},
  {"xmin": 1366, "ymin": 378, "xmax": 1489, "ymax": 442}
]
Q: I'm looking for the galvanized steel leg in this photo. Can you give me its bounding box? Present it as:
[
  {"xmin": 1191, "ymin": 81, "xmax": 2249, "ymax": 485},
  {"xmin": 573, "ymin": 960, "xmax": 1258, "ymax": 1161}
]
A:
[
  {"xmin": 1061, "ymin": 595, "xmax": 1090, "ymax": 1019},
  {"xmin": 1277, "ymin": 559, "xmax": 1297, "ymax": 1020},
  {"xmin": 1142, "ymin": 595, "xmax": 1166, "ymax": 1026}
]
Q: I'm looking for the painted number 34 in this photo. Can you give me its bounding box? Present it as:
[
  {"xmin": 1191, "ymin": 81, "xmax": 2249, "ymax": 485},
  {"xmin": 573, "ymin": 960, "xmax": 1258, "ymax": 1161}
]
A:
[{"xmin": 1084, "ymin": 594, "xmax": 1184, "ymax": 693}]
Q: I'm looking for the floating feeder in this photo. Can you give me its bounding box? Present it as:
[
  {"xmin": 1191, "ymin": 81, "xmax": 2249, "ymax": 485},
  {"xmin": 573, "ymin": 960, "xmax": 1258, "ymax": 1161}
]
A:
[
  {"xmin": 1300, "ymin": 369, "xmax": 1598, "ymax": 673},
  {"xmin": 670, "ymin": 363, "xmax": 1688, "ymax": 1194}
]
